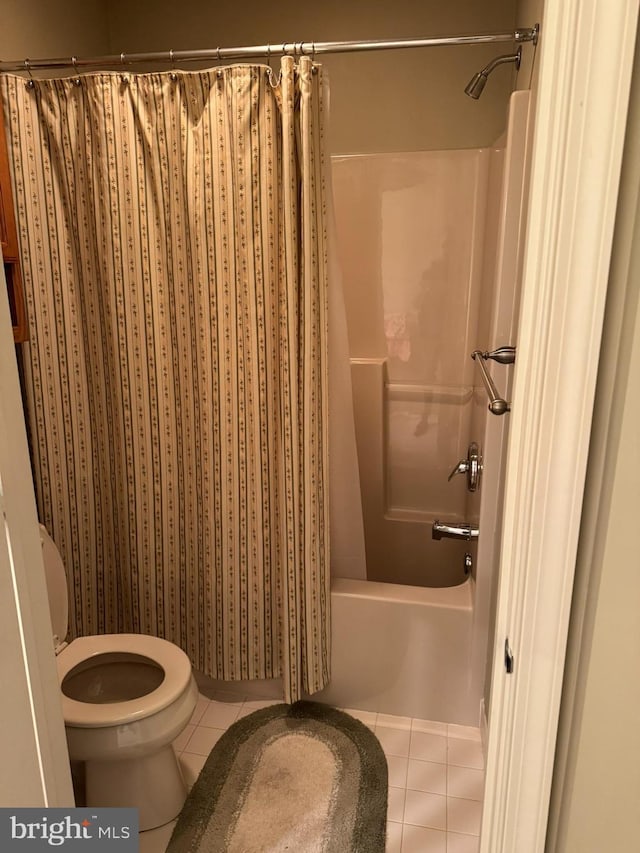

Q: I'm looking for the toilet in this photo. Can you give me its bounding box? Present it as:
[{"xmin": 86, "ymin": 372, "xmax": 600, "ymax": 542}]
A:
[{"xmin": 40, "ymin": 524, "xmax": 198, "ymax": 830}]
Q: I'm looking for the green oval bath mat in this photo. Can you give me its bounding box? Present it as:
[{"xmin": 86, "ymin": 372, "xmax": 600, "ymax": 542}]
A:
[{"xmin": 166, "ymin": 700, "xmax": 388, "ymax": 853}]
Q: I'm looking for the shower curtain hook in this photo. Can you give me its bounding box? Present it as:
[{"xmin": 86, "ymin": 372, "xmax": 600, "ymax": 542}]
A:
[
  {"xmin": 216, "ymin": 46, "xmax": 223, "ymax": 80},
  {"xmin": 119, "ymin": 53, "xmax": 129, "ymax": 85},
  {"xmin": 169, "ymin": 49, "xmax": 178, "ymax": 82},
  {"xmin": 23, "ymin": 59, "xmax": 35, "ymax": 90},
  {"xmin": 71, "ymin": 56, "xmax": 81, "ymax": 86}
]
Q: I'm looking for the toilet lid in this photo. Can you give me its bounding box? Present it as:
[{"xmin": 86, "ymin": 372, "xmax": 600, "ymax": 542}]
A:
[
  {"xmin": 57, "ymin": 633, "xmax": 194, "ymax": 727},
  {"xmin": 39, "ymin": 524, "xmax": 68, "ymax": 649}
]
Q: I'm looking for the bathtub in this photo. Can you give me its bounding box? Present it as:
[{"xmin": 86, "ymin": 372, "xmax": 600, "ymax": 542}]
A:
[{"xmin": 315, "ymin": 577, "xmax": 477, "ymax": 726}]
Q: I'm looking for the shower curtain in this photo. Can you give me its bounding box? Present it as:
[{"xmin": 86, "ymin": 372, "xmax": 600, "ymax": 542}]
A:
[{"xmin": 1, "ymin": 57, "xmax": 329, "ymax": 702}]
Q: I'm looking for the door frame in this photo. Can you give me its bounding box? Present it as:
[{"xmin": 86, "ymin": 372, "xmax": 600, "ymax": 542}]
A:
[
  {"xmin": 0, "ymin": 261, "xmax": 74, "ymax": 806},
  {"xmin": 481, "ymin": 1, "xmax": 639, "ymax": 850}
]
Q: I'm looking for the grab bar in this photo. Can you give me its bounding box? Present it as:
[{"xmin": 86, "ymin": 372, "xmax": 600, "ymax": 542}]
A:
[
  {"xmin": 481, "ymin": 345, "xmax": 516, "ymax": 365},
  {"xmin": 471, "ymin": 350, "xmax": 510, "ymax": 415}
]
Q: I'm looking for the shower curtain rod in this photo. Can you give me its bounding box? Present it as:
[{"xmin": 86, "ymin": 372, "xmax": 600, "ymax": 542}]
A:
[{"xmin": 0, "ymin": 27, "xmax": 539, "ymax": 73}]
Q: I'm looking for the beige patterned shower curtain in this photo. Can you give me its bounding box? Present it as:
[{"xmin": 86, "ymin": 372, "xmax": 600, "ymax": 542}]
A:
[{"xmin": 1, "ymin": 56, "xmax": 329, "ymax": 702}]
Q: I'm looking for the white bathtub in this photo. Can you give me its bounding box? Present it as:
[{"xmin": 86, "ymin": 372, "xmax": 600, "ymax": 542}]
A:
[{"xmin": 315, "ymin": 577, "xmax": 478, "ymax": 726}]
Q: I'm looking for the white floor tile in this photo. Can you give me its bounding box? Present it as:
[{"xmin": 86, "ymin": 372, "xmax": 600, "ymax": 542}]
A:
[
  {"xmin": 401, "ymin": 823, "xmax": 447, "ymax": 853},
  {"xmin": 376, "ymin": 726, "xmax": 412, "ymax": 758},
  {"xmin": 154, "ymin": 703, "xmax": 487, "ymax": 853},
  {"xmin": 189, "ymin": 695, "xmax": 210, "ymax": 725},
  {"xmin": 447, "ymin": 766, "xmax": 484, "ymax": 801},
  {"xmin": 172, "ymin": 723, "xmax": 195, "ymax": 754},
  {"xmin": 406, "ymin": 759, "xmax": 447, "ymax": 795},
  {"xmin": 386, "ymin": 820, "xmax": 403, "ymax": 853},
  {"xmin": 403, "ymin": 789, "xmax": 447, "ymax": 831},
  {"xmin": 447, "ymin": 797, "xmax": 483, "ymax": 836},
  {"xmin": 387, "ymin": 786, "xmax": 406, "ymax": 823},
  {"xmin": 447, "ymin": 831, "xmax": 481, "ymax": 853},
  {"xmin": 183, "ymin": 725, "xmax": 225, "ymax": 756},
  {"xmin": 409, "ymin": 731, "xmax": 448, "ymax": 764},
  {"xmin": 237, "ymin": 699, "xmax": 280, "ymax": 718},
  {"xmin": 178, "ymin": 752, "xmax": 207, "ymax": 789},
  {"xmin": 199, "ymin": 700, "xmax": 242, "ymax": 729},
  {"xmin": 447, "ymin": 738, "xmax": 484, "ymax": 770},
  {"xmin": 386, "ymin": 755, "xmax": 409, "ymax": 788}
]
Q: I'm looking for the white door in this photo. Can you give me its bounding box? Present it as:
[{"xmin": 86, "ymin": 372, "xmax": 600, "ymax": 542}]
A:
[
  {"xmin": 0, "ymin": 263, "xmax": 73, "ymax": 806},
  {"xmin": 480, "ymin": 1, "xmax": 639, "ymax": 850},
  {"xmin": 468, "ymin": 88, "xmax": 534, "ymax": 721}
]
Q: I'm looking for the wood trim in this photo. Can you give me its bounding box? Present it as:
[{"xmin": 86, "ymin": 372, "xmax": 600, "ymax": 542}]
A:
[
  {"xmin": 0, "ymin": 88, "xmax": 28, "ymax": 342},
  {"xmin": 5, "ymin": 262, "xmax": 27, "ymax": 343},
  {"xmin": 0, "ymin": 91, "xmax": 18, "ymax": 260},
  {"xmin": 480, "ymin": 1, "xmax": 639, "ymax": 851}
]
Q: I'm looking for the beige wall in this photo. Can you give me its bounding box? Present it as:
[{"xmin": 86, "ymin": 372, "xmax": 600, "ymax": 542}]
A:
[
  {"xmin": 0, "ymin": 1, "xmax": 530, "ymax": 152},
  {"xmin": 0, "ymin": 0, "xmax": 109, "ymax": 60},
  {"xmin": 515, "ymin": 0, "xmax": 543, "ymax": 90},
  {"xmin": 546, "ymin": 26, "xmax": 640, "ymax": 852},
  {"xmin": 0, "ymin": 1, "xmax": 526, "ymax": 152},
  {"xmin": 104, "ymin": 0, "xmax": 517, "ymax": 153}
]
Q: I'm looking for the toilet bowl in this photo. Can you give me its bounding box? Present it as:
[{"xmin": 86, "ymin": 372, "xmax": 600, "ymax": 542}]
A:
[{"xmin": 40, "ymin": 524, "xmax": 198, "ymax": 830}]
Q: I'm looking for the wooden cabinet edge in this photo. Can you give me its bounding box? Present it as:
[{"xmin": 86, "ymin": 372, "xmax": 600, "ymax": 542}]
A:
[{"xmin": 0, "ymin": 91, "xmax": 28, "ymax": 342}]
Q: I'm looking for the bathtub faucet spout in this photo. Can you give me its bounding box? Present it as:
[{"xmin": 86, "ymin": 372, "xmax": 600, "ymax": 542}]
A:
[{"xmin": 432, "ymin": 521, "xmax": 479, "ymax": 541}]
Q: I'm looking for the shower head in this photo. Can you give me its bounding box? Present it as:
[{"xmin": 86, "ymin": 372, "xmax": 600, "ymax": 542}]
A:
[{"xmin": 464, "ymin": 46, "xmax": 522, "ymax": 99}]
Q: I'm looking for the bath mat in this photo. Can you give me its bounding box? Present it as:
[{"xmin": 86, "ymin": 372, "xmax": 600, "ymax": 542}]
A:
[{"xmin": 166, "ymin": 701, "xmax": 388, "ymax": 853}]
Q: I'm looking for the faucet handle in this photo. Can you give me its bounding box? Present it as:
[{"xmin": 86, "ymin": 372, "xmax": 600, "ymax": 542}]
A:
[
  {"xmin": 448, "ymin": 442, "xmax": 482, "ymax": 492},
  {"xmin": 448, "ymin": 459, "xmax": 469, "ymax": 481}
]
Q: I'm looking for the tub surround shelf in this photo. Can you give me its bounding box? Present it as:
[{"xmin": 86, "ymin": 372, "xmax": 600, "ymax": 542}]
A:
[{"xmin": 385, "ymin": 382, "xmax": 474, "ymax": 404}]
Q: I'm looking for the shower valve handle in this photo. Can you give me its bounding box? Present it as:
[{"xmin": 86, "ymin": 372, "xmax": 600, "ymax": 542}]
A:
[
  {"xmin": 448, "ymin": 460, "xmax": 470, "ymax": 479},
  {"xmin": 432, "ymin": 521, "xmax": 479, "ymax": 541},
  {"xmin": 447, "ymin": 442, "xmax": 482, "ymax": 492}
]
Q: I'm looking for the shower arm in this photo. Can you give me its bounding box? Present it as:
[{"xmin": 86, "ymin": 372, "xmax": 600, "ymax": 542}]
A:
[
  {"xmin": 464, "ymin": 46, "xmax": 522, "ymax": 99},
  {"xmin": 479, "ymin": 51, "xmax": 521, "ymax": 77}
]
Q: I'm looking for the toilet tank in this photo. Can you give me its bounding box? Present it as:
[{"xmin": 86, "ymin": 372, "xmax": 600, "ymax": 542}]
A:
[{"xmin": 39, "ymin": 524, "xmax": 69, "ymax": 647}]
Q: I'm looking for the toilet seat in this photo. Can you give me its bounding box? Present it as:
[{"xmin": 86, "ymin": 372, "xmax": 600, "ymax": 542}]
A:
[{"xmin": 57, "ymin": 633, "xmax": 194, "ymax": 728}]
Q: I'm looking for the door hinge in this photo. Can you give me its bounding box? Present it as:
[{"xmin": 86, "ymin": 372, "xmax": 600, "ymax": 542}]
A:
[{"xmin": 504, "ymin": 638, "xmax": 514, "ymax": 674}]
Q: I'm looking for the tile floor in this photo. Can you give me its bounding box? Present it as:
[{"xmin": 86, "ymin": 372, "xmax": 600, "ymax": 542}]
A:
[{"xmin": 140, "ymin": 690, "xmax": 484, "ymax": 853}]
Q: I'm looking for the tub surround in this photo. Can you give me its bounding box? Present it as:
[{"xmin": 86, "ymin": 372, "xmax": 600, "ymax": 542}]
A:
[
  {"xmin": 315, "ymin": 578, "xmax": 477, "ymax": 726},
  {"xmin": 333, "ymin": 149, "xmax": 495, "ymax": 588}
]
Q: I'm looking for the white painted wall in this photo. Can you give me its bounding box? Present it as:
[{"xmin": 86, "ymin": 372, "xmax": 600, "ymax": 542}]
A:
[
  {"xmin": 0, "ymin": 263, "xmax": 74, "ymax": 806},
  {"xmin": 546, "ymin": 27, "xmax": 640, "ymax": 851}
]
